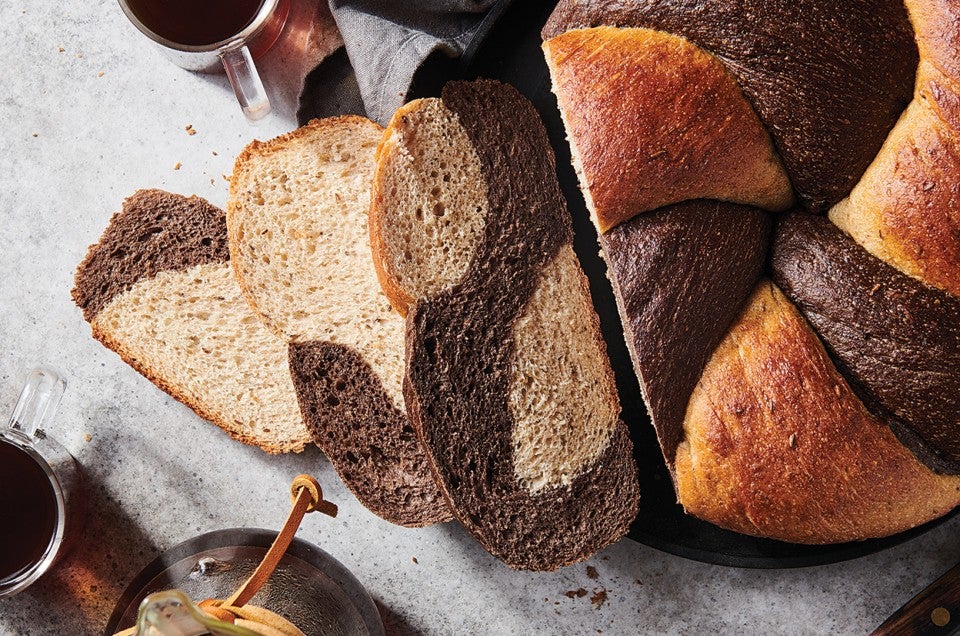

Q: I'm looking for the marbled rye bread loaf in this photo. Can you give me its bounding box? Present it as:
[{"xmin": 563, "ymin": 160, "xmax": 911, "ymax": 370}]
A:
[
  {"xmin": 369, "ymin": 80, "xmax": 640, "ymax": 570},
  {"xmin": 227, "ymin": 117, "xmax": 450, "ymax": 527},
  {"xmin": 72, "ymin": 190, "xmax": 308, "ymax": 453},
  {"xmin": 544, "ymin": 0, "xmax": 960, "ymax": 542}
]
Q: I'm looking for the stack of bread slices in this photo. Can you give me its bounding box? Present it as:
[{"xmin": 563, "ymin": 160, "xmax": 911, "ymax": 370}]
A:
[{"xmin": 73, "ymin": 80, "xmax": 639, "ymax": 571}]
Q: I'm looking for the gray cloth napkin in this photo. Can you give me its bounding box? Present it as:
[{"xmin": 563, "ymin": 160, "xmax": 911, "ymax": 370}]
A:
[{"xmin": 301, "ymin": 0, "xmax": 500, "ymax": 126}]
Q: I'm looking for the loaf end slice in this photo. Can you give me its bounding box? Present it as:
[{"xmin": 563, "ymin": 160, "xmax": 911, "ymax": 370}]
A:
[
  {"xmin": 73, "ymin": 190, "xmax": 308, "ymax": 453},
  {"xmin": 228, "ymin": 117, "xmax": 451, "ymax": 526}
]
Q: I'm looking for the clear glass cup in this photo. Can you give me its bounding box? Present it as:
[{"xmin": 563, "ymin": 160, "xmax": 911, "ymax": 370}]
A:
[
  {"xmin": 0, "ymin": 368, "xmax": 81, "ymax": 599},
  {"xmin": 117, "ymin": 0, "xmax": 290, "ymax": 121}
]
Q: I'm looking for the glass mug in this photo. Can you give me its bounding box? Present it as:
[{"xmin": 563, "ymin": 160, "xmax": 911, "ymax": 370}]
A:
[
  {"xmin": 117, "ymin": 0, "xmax": 291, "ymax": 121},
  {"xmin": 0, "ymin": 368, "xmax": 81, "ymax": 598}
]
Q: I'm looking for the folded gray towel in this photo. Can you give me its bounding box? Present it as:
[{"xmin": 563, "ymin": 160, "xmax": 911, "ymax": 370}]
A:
[{"xmin": 299, "ymin": 0, "xmax": 502, "ymax": 126}]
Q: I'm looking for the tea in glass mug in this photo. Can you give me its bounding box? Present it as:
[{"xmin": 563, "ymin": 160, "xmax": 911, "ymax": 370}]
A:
[{"xmin": 0, "ymin": 368, "xmax": 82, "ymax": 598}]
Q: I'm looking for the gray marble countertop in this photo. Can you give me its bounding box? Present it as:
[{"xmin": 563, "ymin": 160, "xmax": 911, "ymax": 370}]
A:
[{"xmin": 1, "ymin": 2, "xmax": 957, "ymax": 634}]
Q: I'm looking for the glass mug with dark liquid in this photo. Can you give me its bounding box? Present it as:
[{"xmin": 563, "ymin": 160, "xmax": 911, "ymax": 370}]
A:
[
  {"xmin": 0, "ymin": 368, "xmax": 81, "ymax": 598},
  {"xmin": 118, "ymin": 0, "xmax": 290, "ymax": 120}
]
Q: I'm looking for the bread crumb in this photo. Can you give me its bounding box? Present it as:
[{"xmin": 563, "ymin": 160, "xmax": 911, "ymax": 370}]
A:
[
  {"xmin": 185, "ymin": 124, "xmax": 197, "ymax": 136},
  {"xmin": 210, "ymin": 178, "xmax": 215, "ymax": 186},
  {"xmin": 411, "ymin": 556, "xmax": 418, "ymax": 564},
  {"xmin": 211, "ymin": 150, "xmax": 218, "ymax": 156},
  {"xmin": 222, "ymin": 174, "xmax": 231, "ymax": 182},
  {"xmin": 31, "ymin": 133, "xmax": 38, "ymax": 138},
  {"xmin": 173, "ymin": 162, "xmax": 182, "ymax": 170},
  {"xmin": 84, "ymin": 433, "xmax": 92, "ymax": 442},
  {"xmin": 564, "ymin": 588, "xmax": 588, "ymax": 599},
  {"xmin": 57, "ymin": 47, "xmax": 64, "ymax": 53},
  {"xmin": 76, "ymin": 53, "xmax": 82, "ymax": 59},
  {"xmin": 590, "ymin": 589, "xmax": 607, "ymax": 607},
  {"xmin": 586, "ymin": 565, "xmax": 598, "ymax": 579}
]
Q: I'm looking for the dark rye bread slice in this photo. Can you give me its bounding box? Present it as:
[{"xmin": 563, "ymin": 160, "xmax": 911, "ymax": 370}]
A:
[
  {"xmin": 599, "ymin": 200, "xmax": 771, "ymax": 470},
  {"xmin": 227, "ymin": 117, "xmax": 450, "ymax": 527},
  {"xmin": 72, "ymin": 190, "xmax": 308, "ymax": 453},
  {"xmin": 371, "ymin": 80, "xmax": 640, "ymax": 570},
  {"xmin": 771, "ymin": 213, "xmax": 960, "ymax": 473},
  {"xmin": 543, "ymin": 0, "xmax": 917, "ymax": 213}
]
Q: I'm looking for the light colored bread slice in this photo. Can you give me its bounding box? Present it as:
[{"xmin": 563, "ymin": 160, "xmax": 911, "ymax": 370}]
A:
[
  {"xmin": 227, "ymin": 117, "xmax": 451, "ymax": 527},
  {"xmin": 72, "ymin": 190, "xmax": 308, "ymax": 453},
  {"xmin": 369, "ymin": 99, "xmax": 490, "ymax": 315},
  {"xmin": 370, "ymin": 79, "xmax": 639, "ymax": 570}
]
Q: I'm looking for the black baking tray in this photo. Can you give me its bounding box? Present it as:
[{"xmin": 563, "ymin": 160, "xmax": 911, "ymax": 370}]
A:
[{"xmin": 301, "ymin": 0, "xmax": 959, "ymax": 569}]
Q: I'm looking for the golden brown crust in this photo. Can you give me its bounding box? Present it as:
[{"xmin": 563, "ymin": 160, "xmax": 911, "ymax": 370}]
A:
[
  {"xmin": 675, "ymin": 281, "xmax": 960, "ymax": 544},
  {"xmin": 368, "ymin": 101, "xmax": 425, "ymax": 316},
  {"xmin": 829, "ymin": 62, "xmax": 960, "ymax": 297},
  {"xmin": 90, "ymin": 318, "xmax": 304, "ymax": 454},
  {"xmin": 908, "ymin": 0, "xmax": 960, "ymax": 87},
  {"xmin": 543, "ymin": 26, "xmax": 792, "ymax": 233}
]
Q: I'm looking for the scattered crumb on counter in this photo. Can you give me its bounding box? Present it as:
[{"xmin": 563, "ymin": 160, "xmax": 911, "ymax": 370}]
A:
[
  {"xmin": 173, "ymin": 162, "xmax": 182, "ymax": 171},
  {"xmin": 590, "ymin": 589, "xmax": 607, "ymax": 607},
  {"xmin": 222, "ymin": 173, "xmax": 231, "ymax": 182},
  {"xmin": 76, "ymin": 53, "xmax": 82, "ymax": 59},
  {"xmin": 211, "ymin": 150, "xmax": 218, "ymax": 156},
  {"xmin": 31, "ymin": 133, "xmax": 38, "ymax": 138},
  {"xmin": 209, "ymin": 178, "xmax": 215, "ymax": 186},
  {"xmin": 586, "ymin": 566, "xmax": 598, "ymax": 579},
  {"xmin": 411, "ymin": 557, "xmax": 418, "ymax": 564},
  {"xmin": 97, "ymin": 71, "xmax": 104, "ymax": 77},
  {"xmin": 84, "ymin": 433, "xmax": 92, "ymax": 442},
  {"xmin": 57, "ymin": 47, "xmax": 64, "ymax": 53},
  {"xmin": 565, "ymin": 588, "xmax": 588, "ymax": 599},
  {"xmin": 185, "ymin": 124, "xmax": 196, "ymax": 136}
]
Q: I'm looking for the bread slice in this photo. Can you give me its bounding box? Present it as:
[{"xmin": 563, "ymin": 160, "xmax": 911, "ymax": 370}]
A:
[
  {"xmin": 227, "ymin": 117, "xmax": 451, "ymax": 527},
  {"xmin": 369, "ymin": 79, "xmax": 640, "ymax": 570},
  {"xmin": 72, "ymin": 189, "xmax": 308, "ymax": 453}
]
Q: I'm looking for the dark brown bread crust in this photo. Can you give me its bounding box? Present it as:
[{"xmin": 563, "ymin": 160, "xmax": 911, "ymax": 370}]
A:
[
  {"xmin": 289, "ymin": 342, "xmax": 452, "ymax": 527},
  {"xmin": 771, "ymin": 213, "xmax": 960, "ymax": 473},
  {"xmin": 403, "ymin": 79, "xmax": 639, "ymax": 570},
  {"xmin": 599, "ymin": 200, "xmax": 770, "ymax": 469},
  {"xmin": 542, "ymin": 0, "xmax": 917, "ymax": 213},
  {"xmin": 72, "ymin": 189, "xmax": 229, "ymax": 320}
]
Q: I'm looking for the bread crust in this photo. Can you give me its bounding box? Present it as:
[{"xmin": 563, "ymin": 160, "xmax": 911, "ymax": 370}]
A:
[
  {"xmin": 772, "ymin": 213, "xmax": 960, "ymax": 473},
  {"xmin": 543, "ymin": 26, "xmax": 792, "ymax": 232},
  {"xmin": 599, "ymin": 200, "xmax": 770, "ymax": 468},
  {"xmin": 368, "ymin": 101, "xmax": 424, "ymax": 316},
  {"xmin": 544, "ymin": 0, "xmax": 918, "ymax": 213},
  {"xmin": 675, "ymin": 282, "xmax": 960, "ymax": 543}
]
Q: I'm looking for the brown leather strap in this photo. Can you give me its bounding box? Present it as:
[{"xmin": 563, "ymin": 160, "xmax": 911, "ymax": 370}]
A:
[{"xmin": 225, "ymin": 475, "xmax": 336, "ymax": 608}]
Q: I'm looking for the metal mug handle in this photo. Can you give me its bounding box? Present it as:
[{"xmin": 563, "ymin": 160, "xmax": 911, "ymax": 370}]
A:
[
  {"xmin": 8, "ymin": 367, "xmax": 66, "ymax": 437},
  {"xmin": 221, "ymin": 45, "xmax": 271, "ymax": 122}
]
